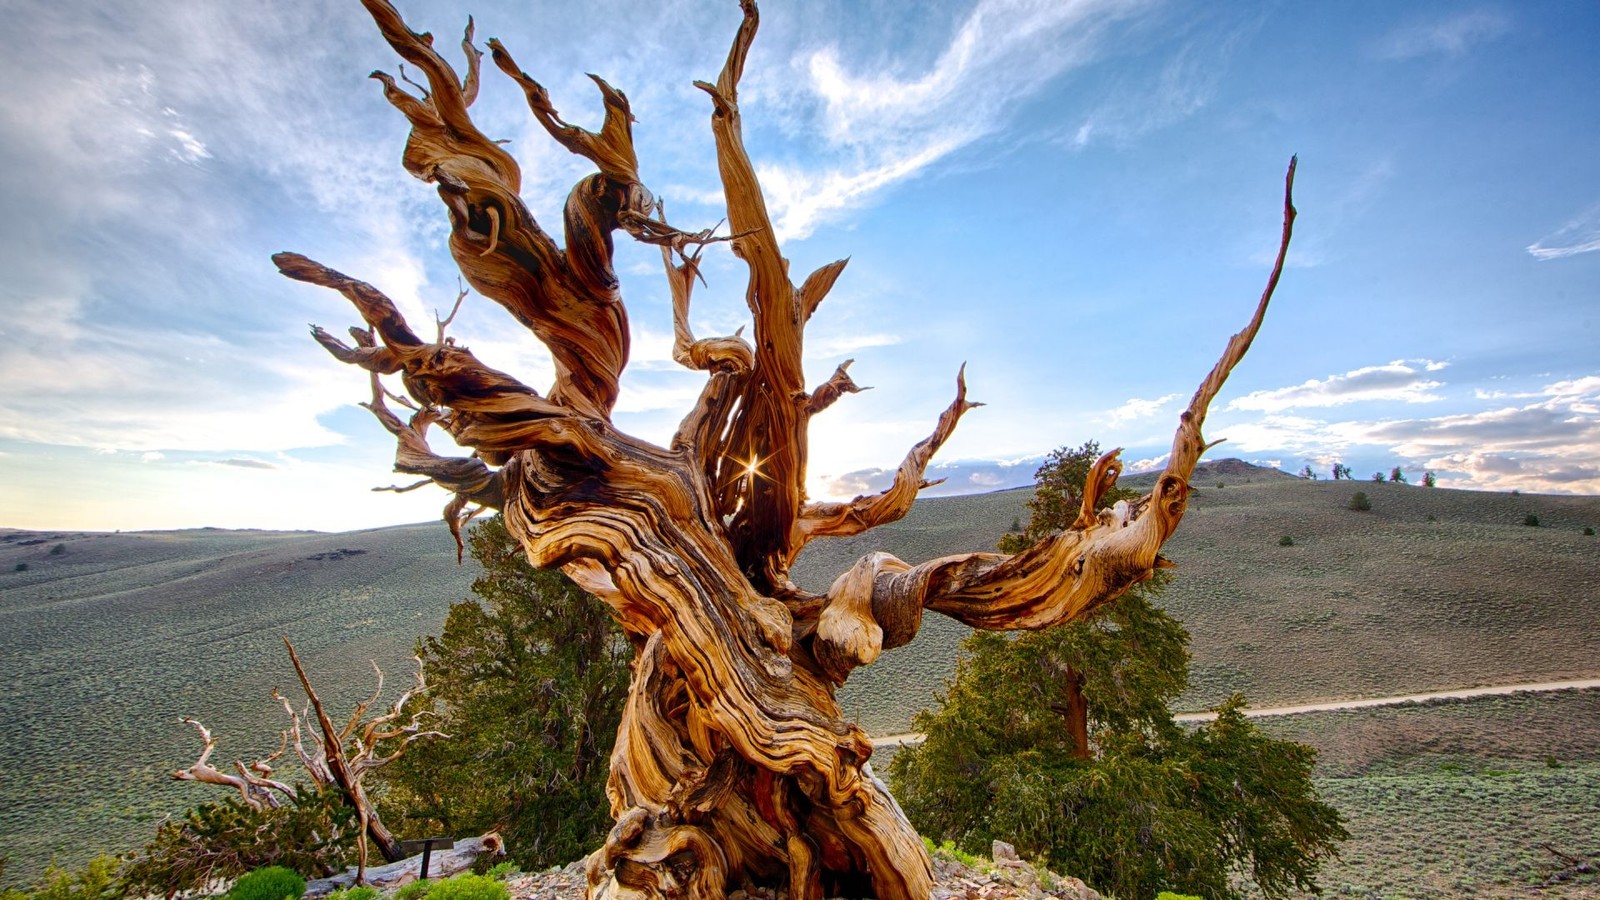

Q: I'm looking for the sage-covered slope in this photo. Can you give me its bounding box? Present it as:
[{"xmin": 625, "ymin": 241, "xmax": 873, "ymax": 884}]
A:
[
  {"xmin": 0, "ymin": 525, "xmax": 478, "ymax": 877},
  {"xmin": 4, "ymin": 460, "xmax": 1598, "ymax": 879}
]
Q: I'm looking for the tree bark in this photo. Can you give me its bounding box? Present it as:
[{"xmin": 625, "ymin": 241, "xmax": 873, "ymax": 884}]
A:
[
  {"xmin": 1051, "ymin": 668, "xmax": 1092, "ymax": 761},
  {"xmin": 275, "ymin": 3, "xmax": 1297, "ymax": 896}
]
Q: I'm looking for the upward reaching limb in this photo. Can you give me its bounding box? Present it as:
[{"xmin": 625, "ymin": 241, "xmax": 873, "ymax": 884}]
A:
[{"xmin": 810, "ymin": 158, "xmax": 1299, "ymax": 677}]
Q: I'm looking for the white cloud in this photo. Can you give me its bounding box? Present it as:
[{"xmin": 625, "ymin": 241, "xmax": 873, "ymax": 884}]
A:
[
  {"xmin": 1105, "ymin": 393, "xmax": 1178, "ymax": 427},
  {"xmin": 1126, "ymin": 453, "xmax": 1169, "ymax": 473},
  {"xmin": 1217, "ymin": 374, "xmax": 1600, "ymax": 495},
  {"xmin": 1068, "ymin": 25, "xmax": 1247, "ymax": 150},
  {"xmin": 1374, "ymin": 9, "xmax": 1510, "ymax": 60},
  {"xmin": 1227, "ymin": 360, "xmax": 1448, "ymax": 412},
  {"xmin": 807, "ymin": 331, "xmax": 903, "ymax": 360},
  {"xmin": 1527, "ymin": 203, "xmax": 1600, "ymax": 260},
  {"xmin": 758, "ymin": 0, "xmax": 1147, "ymax": 239}
]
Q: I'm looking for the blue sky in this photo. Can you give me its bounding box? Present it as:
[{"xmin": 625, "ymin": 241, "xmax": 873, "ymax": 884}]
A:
[{"xmin": 1, "ymin": 0, "xmax": 1596, "ymax": 532}]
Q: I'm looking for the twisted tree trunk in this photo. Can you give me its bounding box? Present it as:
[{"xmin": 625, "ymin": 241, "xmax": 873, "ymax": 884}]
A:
[{"xmin": 274, "ymin": 3, "xmax": 1297, "ymax": 897}]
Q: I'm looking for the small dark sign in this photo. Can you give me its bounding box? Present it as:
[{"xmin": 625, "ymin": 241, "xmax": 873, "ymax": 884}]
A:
[{"xmin": 399, "ymin": 837, "xmax": 456, "ymax": 879}]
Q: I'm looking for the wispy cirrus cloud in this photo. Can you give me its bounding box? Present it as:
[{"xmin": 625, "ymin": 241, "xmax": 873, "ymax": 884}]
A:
[
  {"xmin": 1373, "ymin": 9, "xmax": 1510, "ymax": 61},
  {"xmin": 1527, "ymin": 203, "xmax": 1600, "ymax": 260},
  {"xmin": 1227, "ymin": 359, "xmax": 1448, "ymax": 413},
  {"xmin": 758, "ymin": 0, "xmax": 1150, "ymax": 239}
]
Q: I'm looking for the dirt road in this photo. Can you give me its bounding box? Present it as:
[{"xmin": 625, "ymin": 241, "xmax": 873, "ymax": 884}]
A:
[{"xmin": 868, "ymin": 677, "xmax": 1600, "ymax": 748}]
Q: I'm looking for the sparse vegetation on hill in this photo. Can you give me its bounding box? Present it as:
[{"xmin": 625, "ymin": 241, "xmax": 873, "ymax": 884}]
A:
[{"xmin": 5, "ymin": 467, "xmax": 1600, "ymax": 892}]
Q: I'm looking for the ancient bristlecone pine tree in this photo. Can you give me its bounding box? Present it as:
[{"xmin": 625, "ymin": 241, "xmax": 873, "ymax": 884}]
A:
[{"xmin": 274, "ymin": 2, "xmax": 1297, "ymax": 897}]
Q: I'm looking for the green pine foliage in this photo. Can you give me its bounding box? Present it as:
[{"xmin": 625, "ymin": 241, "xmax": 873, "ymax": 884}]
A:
[
  {"xmin": 121, "ymin": 787, "xmax": 358, "ymax": 898},
  {"xmin": 225, "ymin": 866, "xmax": 305, "ymax": 900},
  {"xmin": 0, "ymin": 856, "xmax": 120, "ymax": 900},
  {"xmin": 375, "ymin": 515, "xmax": 629, "ymax": 872},
  {"xmin": 890, "ymin": 442, "xmax": 1346, "ymax": 899}
]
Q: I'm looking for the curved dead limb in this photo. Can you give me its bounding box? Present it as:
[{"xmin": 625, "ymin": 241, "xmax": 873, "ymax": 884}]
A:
[
  {"xmin": 820, "ymin": 157, "xmax": 1298, "ymax": 645},
  {"xmin": 283, "ymin": 639, "xmax": 406, "ymax": 874},
  {"xmin": 804, "ymin": 359, "xmax": 868, "ymax": 416},
  {"xmin": 799, "ymin": 258, "xmax": 850, "ymax": 323},
  {"xmin": 794, "ymin": 367, "xmax": 981, "ymax": 556},
  {"xmin": 171, "ymin": 718, "xmax": 294, "ymax": 810}
]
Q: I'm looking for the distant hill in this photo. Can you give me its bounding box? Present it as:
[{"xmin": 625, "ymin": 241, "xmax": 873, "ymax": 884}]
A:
[
  {"xmin": 4, "ymin": 463, "xmax": 1599, "ymax": 878},
  {"xmin": 0, "ymin": 524, "xmax": 479, "ymax": 877}
]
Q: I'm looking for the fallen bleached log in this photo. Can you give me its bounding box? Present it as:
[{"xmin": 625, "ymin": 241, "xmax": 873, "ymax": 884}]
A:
[{"xmin": 305, "ymin": 834, "xmax": 503, "ymax": 895}]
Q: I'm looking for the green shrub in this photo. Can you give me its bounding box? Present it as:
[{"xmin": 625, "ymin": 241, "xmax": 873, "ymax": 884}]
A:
[
  {"xmin": 1524, "ymin": 514, "xmax": 1540, "ymax": 527},
  {"xmin": 1584, "ymin": 526, "xmax": 1596, "ymax": 536},
  {"xmin": 483, "ymin": 862, "xmax": 519, "ymax": 882},
  {"xmin": 12, "ymin": 563, "xmax": 25, "ymax": 572},
  {"xmin": 50, "ymin": 543, "xmax": 65, "ymax": 556},
  {"xmin": 1157, "ymin": 894, "xmax": 1204, "ymax": 900},
  {"xmin": 393, "ymin": 880, "xmax": 432, "ymax": 900},
  {"xmin": 227, "ymin": 866, "xmax": 305, "ymax": 900},
  {"xmin": 122, "ymin": 786, "xmax": 358, "ymax": 898},
  {"xmin": 1, "ymin": 856, "xmax": 120, "ymax": 900},
  {"xmin": 1347, "ymin": 492, "xmax": 1371, "ymax": 511},
  {"xmin": 1278, "ymin": 535, "xmax": 1294, "ymax": 547},
  {"xmin": 326, "ymin": 887, "xmax": 379, "ymax": 900},
  {"xmin": 423, "ymin": 874, "xmax": 507, "ymax": 900}
]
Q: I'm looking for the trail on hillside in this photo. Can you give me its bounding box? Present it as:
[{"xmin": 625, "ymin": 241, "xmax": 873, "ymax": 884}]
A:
[{"xmin": 869, "ymin": 677, "xmax": 1600, "ymax": 747}]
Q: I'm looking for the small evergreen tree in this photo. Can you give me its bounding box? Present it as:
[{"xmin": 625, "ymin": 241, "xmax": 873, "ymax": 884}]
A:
[
  {"xmin": 1298, "ymin": 465, "xmax": 1316, "ymax": 480},
  {"xmin": 1348, "ymin": 492, "xmax": 1371, "ymax": 511},
  {"xmin": 1371, "ymin": 471, "xmax": 1386, "ymax": 483},
  {"xmin": 376, "ymin": 515, "xmax": 630, "ymax": 871},
  {"xmin": 124, "ymin": 787, "xmax": 358, "ymax": 897},
  {"xmin": 1421, "ymin": 471, "xmax": 1436, "ymax": 488},
  {"xmin": 1389, "ymin": 466, "xmax": 1406, "ymax": 484},
  {"xmin": 1331, "ymin": 463, "xmax": 1351, "ymax": 481},
  {"xmin": 893, "ymin": 443, "xmax": 1345, "ymax": 899}
]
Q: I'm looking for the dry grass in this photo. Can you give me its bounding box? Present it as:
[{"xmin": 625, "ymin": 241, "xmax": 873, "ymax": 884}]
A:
[{"xmin": 1256, "ymin": 690, "xmax": 1600, "ymax": 897}]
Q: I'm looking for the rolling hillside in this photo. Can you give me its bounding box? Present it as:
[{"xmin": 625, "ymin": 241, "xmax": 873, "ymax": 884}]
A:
[
  {"xmin": 0, "ymin": 525, "xmax": 479, "ymax": 876},
  {"xmin": 3, "ymin": 460, "xmax": 1598, "ymax": 883}
]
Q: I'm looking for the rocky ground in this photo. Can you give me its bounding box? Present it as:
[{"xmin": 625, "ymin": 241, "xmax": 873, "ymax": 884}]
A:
[{"xmin": 503, "ymin": 841, "xmax": 1102, "ymax": 900}]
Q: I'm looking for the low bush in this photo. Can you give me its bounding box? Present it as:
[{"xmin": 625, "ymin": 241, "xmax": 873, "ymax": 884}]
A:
[
  {"xmin": 1584, "ymin": 526, "xmax": 1596, "ymax": 536},
  {"xmin": 423, "ymin": 874, "xmax": 507, "ymax": 900},
  {"xmin": 122, "ymin": 787, "xmax": 358, "ymax": 898},
  {"xmin": 1348, "ymin": 492, "xmax": 1371, "ymax": 511},
  {"xmin": 227, "ymin": 866, "xmax": 305, "ymax": 900},
  {"xmin": 0, "ymin": 856, "xmax": 120, "ymax": 900},
  {"xmin": 1524, "ymin": 514, "xmax": 1540, "ymax": 527},
  {"xmin": 483, "ymin": 862, "xmax": 519, "ymax": 882},
  {"xmin": 1278, "ymin": 535, "xmax": 1295, "ymax": 547},
  {"xmin": 325, "ymin": 887, "xmax": 378, "ymax": 900},
  {"xmin": 393, "ymin": 881, "xmax": 432, "ymax": 900}
]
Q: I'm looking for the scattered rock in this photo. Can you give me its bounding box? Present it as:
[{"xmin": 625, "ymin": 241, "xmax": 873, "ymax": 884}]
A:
[
  {"xmin": 504, "ymin": 840, "xmax": 1099, "ymax": 900},
  {"xmin": 304, "ymin": 548, "xmax": 369, "ymax": 561}
]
